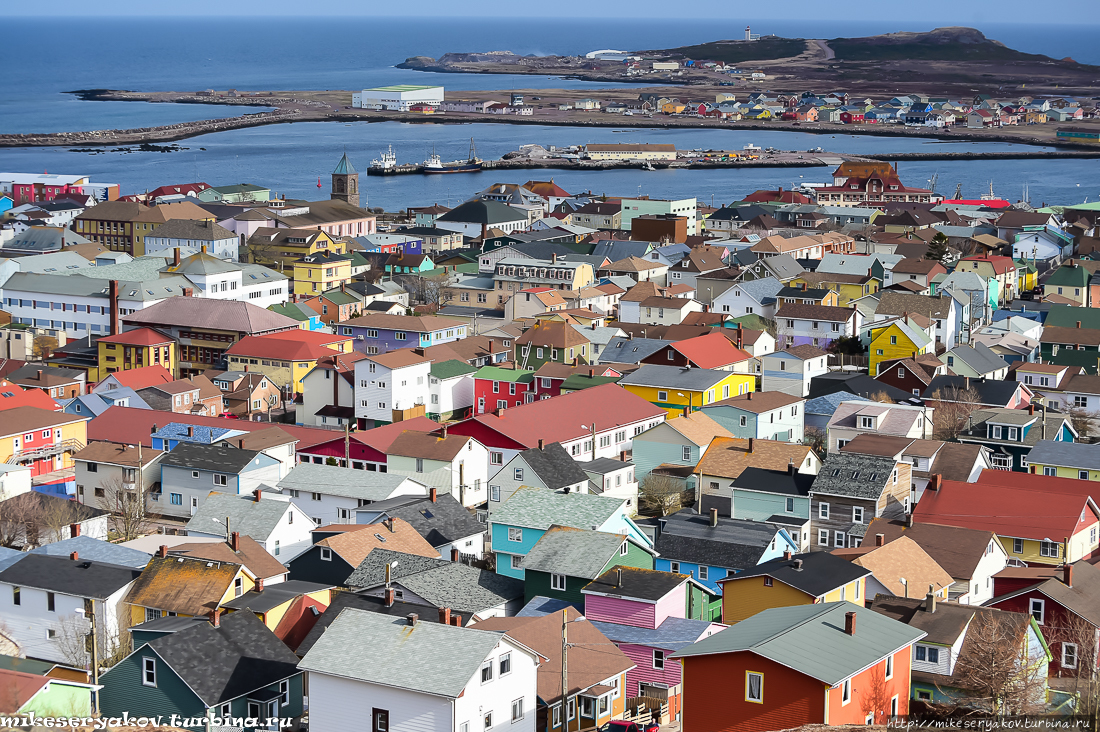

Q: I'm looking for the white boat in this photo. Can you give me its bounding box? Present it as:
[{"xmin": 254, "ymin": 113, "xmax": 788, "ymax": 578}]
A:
[{"xmin": 370, "ymin": 146, "xmax": 398, "ymax": 170}]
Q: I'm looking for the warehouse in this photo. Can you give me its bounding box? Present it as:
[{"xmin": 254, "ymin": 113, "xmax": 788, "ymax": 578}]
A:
[{"xmin": 351, "ymin": 85, "xmax": 445, "ymax": 111}]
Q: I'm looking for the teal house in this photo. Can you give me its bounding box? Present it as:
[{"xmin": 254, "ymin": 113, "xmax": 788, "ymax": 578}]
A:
[
  {"xmin": 730, "ymin": 467, "xmax": 814, "ymax": 550},
  {"xmin": 385, "ymin": 252, "xmax": 435, "ymax": 275},
  {"xmin": 519, "ymin": 525, "xmax": 656, "ymax": 608},
  {"xmin": 631, "ymin": 412, "xmax": 732, "ymax": 484},
  {"xmin": 489, "ymin": 485, "xmax": 651, "ymax": 580},
  {"xmin": 99, "ymin": 611, "xmax": 303, "ymax": 731}
]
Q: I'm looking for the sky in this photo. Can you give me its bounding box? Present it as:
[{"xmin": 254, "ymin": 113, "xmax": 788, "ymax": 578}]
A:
[{"xmin": 12, "ymin": 2, "xmax": 1100, "ymax": 22}]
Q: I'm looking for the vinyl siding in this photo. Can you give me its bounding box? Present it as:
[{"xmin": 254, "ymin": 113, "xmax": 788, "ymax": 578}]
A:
[
  {"xmin": 287, "ymin": 546, "xmax": 356, "ymax": 586},
  {"xmin": 721, "ymin": 577, "xmax": 813, "ymax": 624},
  {"xmin": 99, "ymin": 646, "xmax": 207, "ymax": 730},
  {"xmin": 619, "ymin": 642, "xmax": 684, "ymax": 697},
  {"xmin": 585, "ymin": 595, "xmax": 655, "ymax": 628}
]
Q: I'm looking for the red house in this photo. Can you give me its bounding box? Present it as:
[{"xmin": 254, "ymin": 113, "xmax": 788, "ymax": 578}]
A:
[
  {"xmin": 471, "ymin": 365, "xmax": 536, "ymax": 414},
  {"xmin": 671, "ymin": 603, "xmax": 923, "ymax": 732},
  {"xmin": 988, "ymin": 561, "xmax": 1100, "ymax": 680},
  {"xmin": 840, "ymin": 111, "xmax": 865, "ymax": 124},
  {"xmin": 530, "ymin": 362, "xmax": 623, "ymax": 400},
  {"xmin": 296, "ymin": 415, "xmax": 439, "ymax": 470}
]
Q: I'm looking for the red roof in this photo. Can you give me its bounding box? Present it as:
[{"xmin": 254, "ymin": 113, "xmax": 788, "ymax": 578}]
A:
[
  {"xmin": 913, "ymin": 477, "xmax": 1099, "ymax": 541},
  {"xmin": 942, "ymin": 199, "xmax": 1011, "ymax": 209},
  {"xmin": 97, "ymin": 327, "xmax": 174, "ymax": 347},
  {"xmin": 227, "ymin": 331, "xmax": 350, "ymax": 361},
  {"xmin": 446, "ymin": 383, "xmax": 665, "ymax": 449},
  {"xmin": 671, "ymin": 332, "xmax": 752, "ymax": 369},
  {"xmin": 0, "ymin": 668, "xmax": 50, "ymax": 709},
  {"xmin": 88, "ymin": 405, "xmax": 337, "ymax": 450},
  {"xmin": 741, "ymin": 189, "xmax": 811, "ymax": 204},
  {"xmin": 100, "ymin": 365, "xmax": 174, "ymax": 391},
  {"xmin": 976, "ymin": 469, "xmax": 1100, "ymax": 495},
  {"xmin": 350, "ymin": 417, "xmax": 440, "ymax": 457},
  {"xmin": 524, "ymin": 180, "xmax": 572, "ymax": 199},
  {"xmin": 0, "ymin": 380, "xmax": 61, "ymax": 411}
]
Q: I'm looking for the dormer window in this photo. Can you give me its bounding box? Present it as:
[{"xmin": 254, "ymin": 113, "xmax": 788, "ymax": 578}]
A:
[{"xmin": 859, "ymin": 416, "xmax": 874, "ymax": 429}]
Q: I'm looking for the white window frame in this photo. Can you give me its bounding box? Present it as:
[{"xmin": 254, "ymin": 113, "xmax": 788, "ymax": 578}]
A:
[
  {"xmin": 551, "ymin": 573, "xmax": 566, "ymax": 591},
  {"xmin": 818, "ymin": 529, "xmax": 829, "ymax": 546},
  {"xmin": 819, "ymin": 502, "xmax": 829, "ymax": 519},
  {"xmin": 885, "ymin": 653, "xmax": 893, "ymax": 680},
  {"xmin": 511, "ymin": 698, "xmax": 524, "ymax": 723},
  {"xmin": 508, "ymin": 527, "xmax": 523, "ymax": 543},
  {"xmin": 653, "ymin": 649, "xmax": 665, "ymax": 669},
  {"xmin": 842, "ymin": 678, "xmax": 851, "ymax": 705},
  {"xmin": 142, "ymin": 657, "xmax": 157, "ymax": 687},
  {"xmin": 1063, "ymin": 642, "xmax": 1078, "ymax": 669},
  {"xmin": 1030, "ymin": 598, "xmax": 1045, "ymax": 624}
]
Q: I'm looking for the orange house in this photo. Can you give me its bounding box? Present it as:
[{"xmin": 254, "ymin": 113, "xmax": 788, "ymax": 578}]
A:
[{"xmin": 672, "ymin": 603, "xmax": 923, "ymax": 732}]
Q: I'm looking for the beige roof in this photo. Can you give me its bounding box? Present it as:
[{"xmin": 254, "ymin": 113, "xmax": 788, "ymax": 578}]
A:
[
  {"xmin": 605, "ymin": 256, "xmax": 665, "ymax": 272},
  {"xmin": 697, "ymin": 436, "xmax": 814, "ymax": 480},
  {"xmin": 663, "ymin": 412, "xmax": 732, "ymax": 447},
  {"xmin": 837, "ymin": 535, "xmax": 954, "ymax": 597},
  {"xmin": 707, "ymin": 390, "xmax": 804, "ymax": 414},
  {"xmin": 72, "ymin": 441, "xmax": 163, "ymax": 467},
  {"xmin": 0, "ymin": 406, "xmax": 85, "ymax": 438},
  {"xmin": 320, "ymin": 518, "xmax": 439, "ymax": 566}
]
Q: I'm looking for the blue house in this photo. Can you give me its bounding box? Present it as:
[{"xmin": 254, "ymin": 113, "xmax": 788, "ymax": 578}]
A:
[
  {"xmin": 338, "ymin": 313, "xmax": 468, "ymax": 355},
  {"xmin": 62, "ymin": 388, "xmax": 151, "ymax": 418},
  {"xmin": 100, "ymin": 611, "xmax": 304, "ymax": 732},
  {"xmin": 649, "ymin": 509, "xmax": 798, "ymax": 594},
  {"xmin": 0, "ymin": 196, "xmax": 13, "ymax": 216},
  {"xmin": 269, "ymin": 302, "xmax": 325, "ymax": 331},
  {"xmin": 150, "ymin": 423, "xmax": 247, "ymax": 451},
  {"xmin": 729, "ymin": 467, "xmax": 814, "ymax": 551},
  {"xmin": 488, "ymin": 485, "xmax": 651, "ymax": 580},
  {"xmin": 157, "ymin": 441, "xmax": 282, "ymax": 518}
]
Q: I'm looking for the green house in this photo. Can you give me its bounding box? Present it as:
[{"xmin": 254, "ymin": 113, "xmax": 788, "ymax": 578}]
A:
[
  {"xmin": 520, "ymin": 525, "xmax": 655, "ymax": 609},
  {"xmin": 0, "ymin": 666, "xmax": 96, "ymax": 717},
  {"xmin": 99, "ymin": 611, "xmax": 303, "ymax": 732}
]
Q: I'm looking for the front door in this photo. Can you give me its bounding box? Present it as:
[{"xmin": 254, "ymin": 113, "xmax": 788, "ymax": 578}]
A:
[{"xmin": 190, "ymin": 496, "xmax": 198, "ymax": 516}]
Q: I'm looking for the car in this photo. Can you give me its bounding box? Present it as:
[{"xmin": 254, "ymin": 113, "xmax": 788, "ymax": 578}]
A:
[{"xmin": 600, "ymin": 722, "xmax": 659, "ymax": 732}]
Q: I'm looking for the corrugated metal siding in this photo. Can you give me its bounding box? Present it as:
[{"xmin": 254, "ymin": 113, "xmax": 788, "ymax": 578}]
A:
[{"xmin": 620, "ymin": 642, "xmax": 682, "ymax": 697}]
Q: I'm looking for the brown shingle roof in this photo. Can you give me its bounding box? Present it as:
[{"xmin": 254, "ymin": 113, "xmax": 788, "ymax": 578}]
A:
[
  {"xmin": 860, "ymin": 518, "xmax": 997, "ymax": 582},
  {"xmin": 515, "ymin": 321, "xmax": 590, "ymax": 349},
  {"xmin": 706, "ymin": 391, "xmax": 804, "ymax": 414},
  {"xmin": 662, "ymin": 412, "xmax": 732, "ymax": 446},
  {"xmin": 125, "ymin": 555, "xmax": 241, "ymax": 615},
  {"xmin": 171, "ymin": 535, "xmax": 288, "ymax": 582},
  {"xmin": 123, "ymin": 298, "xmax": 299, "ymax": 334},
  {"xmin": 0, "ymin": 406, "xmax": 85, "ymax": 438},
  {"xmin": 319, "ymin": 518, "xmax": 439, "ymax": 567},
  {"xmin": 385, "ymin": 430, "xmax": 472, "ymax": 462},
  {"xmin": 835, "ymin": 535, "xmax": 953, "ymax": 597},
  {"xmin": 72, "ymin": 441, "xmax": 163, "ymax": 467},
  {"xmin": 697, "ymin": 436, "xmax": 814, "ymax": 480},
  {"xmin": 776, "ymin": 303, "xmax": 857, "ymax": 322}
]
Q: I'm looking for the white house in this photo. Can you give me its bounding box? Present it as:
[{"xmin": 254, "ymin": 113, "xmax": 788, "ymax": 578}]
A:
[
  {"xmin": 155, "ymin": 442, "xmax": 283, "ymax": 519},
  {"xmin": 276, "ymin": 462, "xmax": 429, "ymax": 526},
  {"xmin": 487, "ymin": 442, "xmax": 591, "ymax": 516},
  {"xmin": 354, "ymin": 350, "xmax": 433, "ymax": 426},
  {"xmin": 582, "ymin": 458, "xmax": 639, "ymax": 514},
  {"xmin": 429, "ymin": 360, "xmax": 476, "ymax": 421},
  {"xmin": 712, "ymin": 277, "xmax": 783, "ymax": 318},
  {"xmin": 776, "ymin": 303, "xmax": 861, "ymax": 350},
  {"xmin": 299, "ymin": 608, "xmax": 539, "ymax": 732},
  {"xmin": 386, "ymin": 430, "xmax": 489, "ymax": 508},
  {"xmin": 184, "ymin": 491, "xmax": 314, "ymax": 562},
  {"xmin": 0, "ymin": 553, "xmax": 138, "ymax": 665},
  {"xmin": 827, "ymin": 401, "xmax": 935, "ymax": 454},
  {"xmin": 1013, "ymin": 226, "xmax": 1073, "ymax": 263},
  {"xmin": 73, "ymin": 442, "xmax": 165, "ymax": 512},
  {"xmin": 300, "ymin": 356, "xmax": 361, "ymax": 428},
  {"xmin": 761, "ymin": 345, "xmax": 830, "ymax": 397}
]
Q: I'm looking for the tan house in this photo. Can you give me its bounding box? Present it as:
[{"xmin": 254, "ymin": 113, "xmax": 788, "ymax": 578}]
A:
[{"xmin": 74, "ymin": 200, "xmax": 214, "ymax": 256}]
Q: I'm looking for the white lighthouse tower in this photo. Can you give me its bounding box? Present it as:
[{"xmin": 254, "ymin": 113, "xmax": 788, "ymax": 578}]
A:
[{"xmin": 745, "ymin": 25, "xmax": 752, "ymax": 41}]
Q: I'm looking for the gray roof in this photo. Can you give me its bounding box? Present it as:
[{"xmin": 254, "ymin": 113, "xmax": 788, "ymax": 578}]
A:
[
  {"xmin": 438, "ymin": 200, "xmax": 527, "ymax": 225},
  {"xmin": 0, "ymin": 546, "xmax": 25, "ymax": 574},
  {"xmin": 220, "ymin": 579, "xmax": 335, "ymax": 614},
  {"xmin": 732, "ymin": 277, "xmax": 783, "ymax": 304},
  {"xmin": 811, "ymin": 453, "xmax": 900, "ymax": 500},
  {"xmin": 489, "ymin": 486, "xmax": 627, "ymax": 532},
  {"xmin": 145, "ymin": 219, "xmax": 236, "ymax": 242},
  {"xmin": 123, "ymin": 296, "xmax": 300, "ymax": 333},
  {"xmin": 590, "ymin": 241, "xmax": 653, "ymax": 263},
  {"xmin": 30, "ymin": 536, "xmax": 151, "ymax": 569},
  {"xmin": 355, "ymin": 493, "xmax": 485, "ymax": 548},
  {"xmin": 389, "ymin": 563, "xmax": 525, "ymax": 615},
  {"xmin": 277, "ymin": 463, "xmax": 424, "ymax": 501},
  {"xmin": 590, "ymin": 616, "xmax": 717, "ymax": 652},
  {"xmin": 670, "ymin": 602, "xmax": 925, "ymax": 685},
  {"xmin": 804, "ymin": 392, "xmax": 873, "ymax": 416},
  {"xmin": 0, "ymin": 553, "xmax": 140, "ymax": 599},
  {"xmin": 1022, "ymin": 440, "xmax": 1100, "ymax": 471},
  {"xmin": 943, "ymin": 343, "xmax": 1008, "ymax": 376},
  {"xmin": 752, "ymin": 254, "xmax": 804, "ymax": 280},
  {"xmin": 602, "ymin": 337, "xmax": 675, "ymax": 363},
  {"xmin": 571, "ymin": 325, "xmax": 626, "ymax": 348},
  {"xmin": 161, "ymin": 442, "xmax": 264, "ymax": 474},
  {"xmin": 184, "ymin": 493, "xmax": 295, "ymax": 542},
  {"xmin": 298, "ymin": 607, "xmax": 509, "ymax": 698},
  {"xmin": 652, "ymin": 511, "xmax": 781, "ymax": 571},
  {"xmin": 517, "ymin": 595, "xmax": 574, "ymax": 617},
  {"xmin": 516, "ymin": 442, "xmax": 591, "ymax": 491},
  {"xmin": 2, "ymin": 271, "xmax": 194, "ymax": 302},
  {"xmin": 582, "ymin": 458, "xmax": 634, "ymax": 475},
  {"xmin": 520, "ymin": 528, "xmax": 633, "ymax": 579},
  {"xmin": 345, "ymin": 549, "xmax": 449, "ymax": 589},
  {"xmin": 958, "ymin": 409, "xmax": 1067, "ymax": 448},
  {"xmin": 618, "ymin": 364, "xmax": 730, "ymax": 391}
]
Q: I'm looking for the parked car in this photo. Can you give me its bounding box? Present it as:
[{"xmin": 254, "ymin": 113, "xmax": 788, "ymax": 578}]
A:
[{"xmin": 600, "ymin": 722, "xmax": 659, "ymax": 732}]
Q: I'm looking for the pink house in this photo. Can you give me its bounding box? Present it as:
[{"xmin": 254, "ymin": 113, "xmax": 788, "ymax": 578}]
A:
[{"xmin": 583, "ymin": 567, "xmax": 724, "ymax": 720}]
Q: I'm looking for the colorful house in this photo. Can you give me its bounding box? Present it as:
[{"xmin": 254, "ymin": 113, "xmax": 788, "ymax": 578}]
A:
[
  {"xmin": 303, "ymin": 287, "xmax": 362, "ymax": 328},
  {"xmin": 473, "ymin": 364, "xmax": 536, "ymax": 413},
  {"xmin": 97, "ymin": 327, "xmax": 177, "ymax": 378},
  {"xmin": 124, "ymin": 552, "xmax": 258, "ymax": 627},
  {"xmin": 868, "ymin": 320, "xmax": 933, "ymax": 376},
  {"xmin": 671, "ymin": 603, "xmax": 924, "ymax": 732},
  {"xmin": 1026, "ymin": 440, "xmax": 1100, "ymax": 481},
  {"xmin": 584, "ymin": 567, "xmax": 726, "ymax": 719},
  {"xmin": 0, "ymin": 406, "xmax": 88, "ymax": 482},
  {"xmin": 520, "ymin": 526, "xmax": 655, "ymax": 608},
  {"xmin": 225, "ymin": 330, "xmax": 352, "ymax": 396},
  {"xmin": 718, "ymin": 551, "xmax": 871, "ymax": 624},
  {"xmin": 618, "ymin": 364, "xmax": 756, "ymax": 417},
  {"xmin": 339, "ymin": 313, "xmax": 468, "ymax": 355},
  {"xmin": 0, "ymin": 668, "xmax": 96, "ymax": 717},
  {"xmin": 292, "ymin": 251, "xmax": 354, "ymax": 297}
]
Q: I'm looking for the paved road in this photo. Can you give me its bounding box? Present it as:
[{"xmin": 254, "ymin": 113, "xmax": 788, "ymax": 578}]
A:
[{"xmin": 815, "ymin": 39, "xmax": 836, "ymax": 61}]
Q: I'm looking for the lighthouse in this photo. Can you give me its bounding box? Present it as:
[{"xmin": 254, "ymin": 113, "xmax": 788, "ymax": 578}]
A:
[{"xmin": 745, "ymin": 25, "xmax": 751, "ymax": 41}]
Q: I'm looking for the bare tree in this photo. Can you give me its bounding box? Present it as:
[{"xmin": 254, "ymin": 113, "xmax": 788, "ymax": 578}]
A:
[
  {"xmin": 867, "ymin": 390, "xmax": 895, "ymax": 404},
  {"xmin": 97, "ymin": 477, "xmax": 154, "ymax": 543},
  {"xmin": 640, "ymin": 473, "xmax": 690, "ymax": 516},
  {"xmin": 947, "ymin": 611, "xmax": 1048, "ymax": 714},
  {"xmin": 35, "ymin": 497, "xmax": 78, "ymax": 547},
  {"xmin": 54, "ymin": 606, "xmax": 132, "ymax": 673},
  {"xmin": 1065, "ymin": 406, "xmax": 1097, "ymax": 441},
  {"xmin": 0, "ymin": 493, "xmax": 38, "ymax": 548},
  {"xmin": 929, "ymin": 385, "xmax": 984, "ymax": 441},
  {"xmin": 1043, "ymin": 608, "xmax": 1100, "ymax": 714},
  {"xmin": 802, "ymin": 427, "xmax": 827, "ymax": 456}
]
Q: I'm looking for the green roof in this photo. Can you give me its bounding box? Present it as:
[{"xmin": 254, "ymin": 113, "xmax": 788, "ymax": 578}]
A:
[
  {"xmin": 333, "ymin": 153, "xmax": 357, "ymax": 175},
  {"xmin": 431, "ymin": 359, "xmax": 478, "ymax": 380},
  {"xmin": 670, "ymin": 602, "xmax": 925, "ymax": 685},
  {"xmin": 268, "ymin": 302, "xmax": 317, "ymax": 322},
  {"xmin": 724, "ymin": 313, "xmax": 773, "ymax": 332},
  {"xmin": 212, "ymin": 183, "xmax": 268, "ymax": 194},
  {"xmin": 364, "ymin": 85, "xmax": 443, "ymax": 93},
  {"xmin": 1014, "ymin": 259, "xmax": 1038, "ymax": 274},
  {"xmin": 1046, "ymin": 265, "xmax": 1090, "ymax": 288},
  {"xmin": 320, "ymin": 288, "xmax": 360, "ymax": 306},
  {"xmin": 1045, "ymin": 304, "xmax": 1100, "ymax": 330},
  {"xmin": 490, "ymin": 485, "xmax": 627, "ymax": 532},
  {"xmin": 560, "ymin": 374, "xmax": 621, "ymax": 391},
  {"xmin": 474, "ymin": 365, "xmax": 535, "ymax": 383}
]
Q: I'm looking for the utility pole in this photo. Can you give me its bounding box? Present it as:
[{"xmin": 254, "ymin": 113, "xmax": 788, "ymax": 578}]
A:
[
  {"xmin": 561, "ymin": 608, "xmax": 569, "ymax": 729},
  {"xmin": 344, "ymin": 423, "xmax": 350, "ymax": 467}
]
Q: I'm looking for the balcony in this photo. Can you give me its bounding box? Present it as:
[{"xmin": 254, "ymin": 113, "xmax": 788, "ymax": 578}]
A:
[{"xmin": 6, "ymin": 438, "xmax": 86, "ymax": 464}]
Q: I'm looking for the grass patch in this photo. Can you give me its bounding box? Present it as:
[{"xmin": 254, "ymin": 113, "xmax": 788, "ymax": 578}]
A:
[{"xmin": 645, "ymin": 38, "xmax": 807, "ymax": 65}]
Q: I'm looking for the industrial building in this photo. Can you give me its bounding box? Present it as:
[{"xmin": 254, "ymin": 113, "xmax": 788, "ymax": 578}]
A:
[{"xmin": 351, "ymin": 85, "xmax": 445, "ymax": 111}]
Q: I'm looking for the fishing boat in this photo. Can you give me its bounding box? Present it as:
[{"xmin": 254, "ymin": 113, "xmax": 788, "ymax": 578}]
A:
[
  {"xmin": 421, "ymin": 139, "xmax": 482, "ymax": 174},
  {"xmin": 367, "ymin": 146, "xmax": 418, "ymax": 175}
]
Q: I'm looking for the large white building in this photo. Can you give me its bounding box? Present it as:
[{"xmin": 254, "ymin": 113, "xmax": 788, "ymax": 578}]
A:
[{"xmin": 352, "ymin": 85, "xmax": 445, "ymax": 111}]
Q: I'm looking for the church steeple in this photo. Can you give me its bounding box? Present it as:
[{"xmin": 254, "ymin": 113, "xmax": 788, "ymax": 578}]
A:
[{"xmin": 331, "ymin": 153, "xmax": 360, "ymax": 207}]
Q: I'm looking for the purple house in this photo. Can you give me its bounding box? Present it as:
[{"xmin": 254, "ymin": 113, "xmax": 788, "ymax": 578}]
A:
[
  {"xmin": 336, "ymin": 313, "xmax": 469, "ymax": 354},
  {"xmin": 775, "ymin": 302, "xmax": 861, "ymax": 350},
  {"xmin": 584, "ymin": 567, "xmax": 724, "ymax": 719}
]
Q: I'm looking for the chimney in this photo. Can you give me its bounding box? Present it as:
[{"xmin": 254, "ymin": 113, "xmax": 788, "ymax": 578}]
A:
[
  {"xmin": 451, "ymin": 547, "xmax": 459, "ymax": 562},
  {"xmin": 488, "ymin": 340, "xmax": 494, "ymax": 354},
  {"xmin": 186, "ymin": 426, "xmax": 194, "ymax": 438},
  {"xmin": 430, "ymin": 487, "xmax": 437, "ymax": 503},
  {"xmin": 70, "ymin": 552, "xmax": 79, "ymax": 561},
  {"xmin": 69, "ymin": 523, "xmax": 81, "ymax": 537},
  {"xmin": 709, "ymin": 508, "xmax": 718, "ymax": 527},
  {"xmin": 1029, "ymin": 404, "xmax": 1035, "ymax": 416},
  {"xmin": 439, "ymin": 607, "xmax": 452, "ymax": 625},
  {"xmin": 386, "ymin": 518, "xmax": 395, "ymax": 532},
  {"xmin": 788, "ymin": 459, "xmax": 796, "ymax": 476},
  {"xmin": 210, "ymin": 608, "xmax": 221, "ymax": 627},
  {"xmin": 538, "ymin": 439, "xmax": 545, "ymax": 451},
  {"xmin": 783, "ymin": 550, "xmax": 792, "ymax": 560},
  {"xmin": 928, "ymin": 474, "xmax": 941, "ymax": 492},
  {"xmin": 552, "ymin": 253, "xmax": 558, "ymax": 264},
  {"xmin": 616, "ymin": 568, "xmax": 623, "ymax": 587},
  {"xmin": 253, "ymin": 489, "xmax": 262, "ymax": 502},
  {"xmin": 875, "ymin": 533, "xmax": 885, "ymax": 547},
  {"xmin": 926, "ymin": 592, "xmax": 937, "ymax": 614},
  {"xmin": 441, "ymin": 423, "xmax": 448, "ymax": 440},
  {"xmin": 109, "ymin": 280, "xmax": 120, "ymax": 335},
  {"xmin": 451, "ymin": 614, "xmax": 463, "ymax": 626},
  {"xmin": 964, "ymin": 377, "xmax": 970, "ymax": 390},
  {"xmin": 793, "ymin": 558, "xmax": 804, "ymax": 570},
  {"xmin": 1064, "ymin": 563, "xmax": 1073, "ymax": 587},
  {"xmin": 747, "ymin": 391, "xmax": 752, "ymax": 401},
  {"xmin": 256, "ymin": 577, "xmax": 264, "ymax": 593},
  {"xmin": 37, "ymin": 369, "xmax": 43, "ymax": 382},
  {"xmin": 384, "ymin": 588, "xmax": 395, "ymax": 607},
  {"xmin": 802, "ymin": 282, "xmax": 807, "ymax": 291},
  {"xmin": 747, "ymin": 437, "xmax": 754, "ymax": 453},
  {"xmin": 173, "ymin": 247, "xmax": 181, "ymax": 266},
  {"xmin": 183, "ymin": 287, "xmax": 193, "ymax": 297},
  {"xmin": 844, "ymin": 611, "xmax": 857, "ymax": 635},
  {"xmin": 1077, "ymin": 321, "xmax": 1082, "ymax": 329},
  {"xmin": 157, "ymin": 545, "xmax": 168, "ymax": 558},
  {"xmin": 589, "ymin": 368, "xmax": 594, "ymax": 378},
  {"xmin": 683, "ymin": 407, "xmax": 690, "ymax": 419},
  {"xmin": 406, "ymin": 613, "xmax": 418, "ymax": 626},
  {"xmin": 231, "ymin": 532, "xmax": 240, "ymax": 551}
]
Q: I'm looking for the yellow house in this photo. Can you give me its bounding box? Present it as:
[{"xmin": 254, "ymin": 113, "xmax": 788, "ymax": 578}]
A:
[
  {"xmin": 1026, "ymin": 443, "xmax": 1100, "ymax": 482},
  {"xmin": 792, "ymin": 274, "xmax": 878, "ymax": 307},
  {"xmin": 0, "ymin": 406, "xmax": 88, "ymax": 477},
  {"xmin": 868, "ymin": 320, "xmax": 933, "ymax": 376},
  {"xmin": 1016, "ymin": 260, "xmax": 1039, "ymax": 292},
  {"xmin": 291, "ymin": 251, "xmax": 354, "ymax": 297},
  {"xmin": 246, "ymin": 227, "xmax": 344, "ymax": 276},
  {"xmin": 661, "ymin": 102, "xmax": 687, "ymax": 115},
  {"xmin": 618, "ymin": 365, "xmax": 755, "ymax": 416},
  {"xmin": 96, "ymin": 327, "xmax": 177, "ymax": 378},
  {"xmin": 125, "ymin": 554, "xmax": 258, "ymax": 627},
  {"xmin": 225, "ymin": 330, "xmax": 352, "ymax": 395},
  {"xmin": 718, "ymin": 552, "xmax": 869, "ymax": 624}
]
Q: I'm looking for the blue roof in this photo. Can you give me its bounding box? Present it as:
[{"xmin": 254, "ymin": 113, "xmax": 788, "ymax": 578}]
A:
[
  {"xmin": 805, "ymin": 391, "xmax": 872, "ymax": 416},
  {"xmin": 516, "ymin": 595, "xmax": 575, "ymax": 617},
  {"xmin": 63, "ymin": 389, "xmax": 152, "ymax": 417},
  {"xmin": 152, "ymin": 423, "xmax": 236, "ymax": 444},
  {"xmin": 30, "ymin": 536, "xmax": 152, "ymax": 569},
  {"xmin": 0, "ymin": 547, "xmax": 25, "ymax": 573},
  {"xmin": 589, "ymin": 616, "xmax": 719, "ymax": 651}
]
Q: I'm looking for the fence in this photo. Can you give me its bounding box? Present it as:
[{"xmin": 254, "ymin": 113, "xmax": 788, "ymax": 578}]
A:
[{"xmin": 624, "ymin": 696, "xmax": 669, "ymax": 725}]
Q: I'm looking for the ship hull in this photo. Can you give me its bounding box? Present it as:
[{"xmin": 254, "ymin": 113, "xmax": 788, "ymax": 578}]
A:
[{"xmin": 421, "ymin": 163, "xmax": 482, "ymax": 174}]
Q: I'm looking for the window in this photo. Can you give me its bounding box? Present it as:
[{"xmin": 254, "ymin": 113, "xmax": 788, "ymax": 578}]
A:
[
  {"xmin": 274, "ymin": 540, "xmax": 280, "ymax": 556},
  {"xmin": 915, "ymin": 645, "xmax": 940, "ymax": 664},
  {"xmin": 567, "ymin": 698, "xmax": 575, "ymax": 720},
  {"xmin": 1030, "ymin": 598, "xmax": 1045, "ymax": 624},
  {"xmin": 1040, "ymin": 540, "xmax": 1060, "ymax": 558},
  {"xmin": 490, "ymin": 485, "xmax": 501, "ymax": 502},
  {"xmin": 234, "ymin": 577, "xmax": 243, "ymax": 597},
  {"xmin": 657, "ymin": 391, "xmax": 667, "ymax": 401},
  {"xmin": 1013, "ymin": 538, "xmax": 1024, "ymax": 554},
  {"xmin": 670, "ymin": 561, "xmax": 680, "ymax": 574},
  {"xmin": 481, "ymin": 661, "xmax": 494, "ymax": 683},
  {"xmin": 1082, "ymin": 470, "xmax": 1090, "ymax": 481},
  {"xmin": 698, "ymin": 565, "xmax": 709, "ymax": 581},
  {"xmin": 320, "ymin": 547, "xmax": 333, "ymax": 561},
  {"xmin": 500, "ymin": 652, "xmax": 512, "ymax": 676},
  {"xmin": 170, "ymin": 493, "xmax": 182, "ymax": 506},
  {"xmin": 620, "ymin": 541, "xmax": 628, "ymax": 556},
  {"xmin": 213, "ymin": 473, "xmax": 228, "ymax": 486},
  {"xmin": 819, "ymin": 503, "xmax": 829, "ymax": 519},
  {"xmin": 511, "ymin": 554, "xmax": 523, "ymax": 569},
  {"xmin": 47, "ymin": 592, "xmax": 55, "ymax": 612},
  {"xmin": 11, "ymin": 587, "xmax": 19, "ymax": 605},
  {"xmin": 842, "ymin": 679, "xmax": 851, "ymax": 705},
  {"xmin": 552, "ymin": 705, "xmax": 562, "ymax": 729},
  {"xmin": 142, "ymin": 657, "xmax": 157, "ymax": 687},
  {"xmin": 885, "ymin": 654, "xmax": 893, "ymax": 680},
  {"xmin": 835, "ymin": 531, "xmax": 845, "ymax": 548},
  {"xmin": 818, "ymin": 529, "xmax": 829, "ymax": 546},
  {"xmin": 852, "ymin": 506, "xmax": 864, "ymax": 524},
  {"xmin": 1063, "ymin": 643, "xmax": 1079, "ymax": 669},
  {"xmin": 508, "ymin": 528, "xmax": 523, "ymax": 542},
  {"xmin": 373, "ymin": 709, "xmax": 389, "ymax": 732},
  {"xmin": 859, "ymin": 416, "xmax": 874, "ymax": 429},
  {"xmin": 279, "ymin": 679, "xmax": 290, "ymax": 706},
  {"xmin": 891, "ymin": 695, "xmax": 899, "ymax": 717},
  {"xmin": 551, "ymin": 573, "xmax": 566, "ymax": 591},
  {"xmin": 745, "ymin": 672, "xmax": 763, "ymax": 703},
  {"xmin": 491, "ymin": 452, "xmax": 503, "ymax": 465},
  {"xmin": 916, "ymin": 690, "xmax": 933, "ymax": 701},
  {"xmin": 514, "ymin": 467, "xmax": 524, "ymax": 481},
  {"xmin": 511, "ymin": 698, "xmax": 524, "ymax": 723}
]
